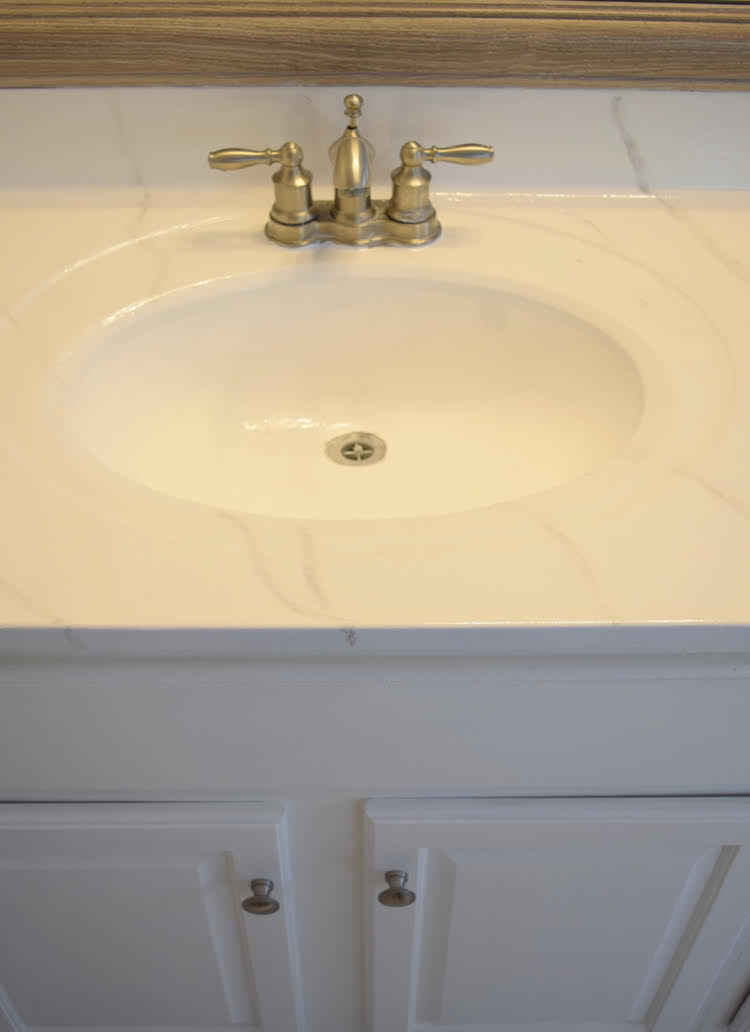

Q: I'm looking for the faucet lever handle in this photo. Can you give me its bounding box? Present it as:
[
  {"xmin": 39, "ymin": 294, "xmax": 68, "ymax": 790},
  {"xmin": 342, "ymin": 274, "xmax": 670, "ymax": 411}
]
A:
[
  {"xmin": 421, "ymin": 143, "xmax": 495, "ymax": 166},
  {"xmin": 208, "ymin": 146, "xmax": 284, "ymax": 171},
  {"xmin": 388, "ymin": 140, "xmax": 494, "ymax": 226},
  {"xmin": 208, "ymin": 142, "xmax": 316, "ymax": 231}
]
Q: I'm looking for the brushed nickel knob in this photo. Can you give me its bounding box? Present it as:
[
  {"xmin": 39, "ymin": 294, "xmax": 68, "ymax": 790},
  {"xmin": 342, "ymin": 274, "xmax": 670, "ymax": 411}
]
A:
[
  {"xmin": 241, "ymin": 878, "xmax": 280, "ymax": 915},
  {"xmin": 378, "ymin": 869, "xmax": 416, "ymax": 908}
]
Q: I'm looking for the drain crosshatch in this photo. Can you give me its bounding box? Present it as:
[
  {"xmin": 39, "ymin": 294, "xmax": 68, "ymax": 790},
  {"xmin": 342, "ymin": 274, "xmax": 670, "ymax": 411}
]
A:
[
  {"xmin": 341, "ymin": 440, "xmax": 375, "ymax": 463},
  {"xmin": 325, "ymin": 432, "xmax": 387, "ymax": 467}
]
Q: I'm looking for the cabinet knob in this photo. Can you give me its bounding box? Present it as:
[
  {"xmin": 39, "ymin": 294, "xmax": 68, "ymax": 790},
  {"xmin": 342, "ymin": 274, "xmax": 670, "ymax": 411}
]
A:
[
  {"xmin": 241, "ymin": 877, "xmax": 280, "ymax": 915},
  {"xmin": 378, "ymin": 869, "xmax": 416, "ymax": 908}
]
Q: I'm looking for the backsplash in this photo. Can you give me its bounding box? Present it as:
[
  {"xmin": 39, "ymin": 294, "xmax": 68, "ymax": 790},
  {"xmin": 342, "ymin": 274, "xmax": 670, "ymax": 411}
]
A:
[{"xmin": 2, "ymin": 86, "xmax": 749, "ymax": 194}]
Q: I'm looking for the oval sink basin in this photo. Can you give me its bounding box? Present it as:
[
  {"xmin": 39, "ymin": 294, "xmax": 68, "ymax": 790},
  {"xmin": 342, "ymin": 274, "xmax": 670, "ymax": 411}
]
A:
[{"xmin": 64, "ymin": 270, "xmax": 644, "ymax": 520}]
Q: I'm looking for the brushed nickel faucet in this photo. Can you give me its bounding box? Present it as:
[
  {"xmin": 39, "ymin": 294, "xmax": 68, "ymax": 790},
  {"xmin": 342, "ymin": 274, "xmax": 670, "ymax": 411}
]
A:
[{"xmin": 208, "ymin": 94, "xmax": 493, "ymax": 247}]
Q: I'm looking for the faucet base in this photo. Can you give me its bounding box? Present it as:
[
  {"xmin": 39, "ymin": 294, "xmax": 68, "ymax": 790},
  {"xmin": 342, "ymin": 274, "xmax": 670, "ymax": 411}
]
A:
[{"xmin": 265, "ymin": 200, "xmax": 441, "ymax": 247}]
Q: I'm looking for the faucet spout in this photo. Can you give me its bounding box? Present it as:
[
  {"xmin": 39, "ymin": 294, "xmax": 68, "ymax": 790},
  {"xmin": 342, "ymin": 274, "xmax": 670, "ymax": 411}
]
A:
[
  {"xmin": 332, "ymin": 127, "xmax": 371, "ymax": 191},
  {"xmin": 329, "ymin": 94, "xmax": 376, "ymax": 225}
]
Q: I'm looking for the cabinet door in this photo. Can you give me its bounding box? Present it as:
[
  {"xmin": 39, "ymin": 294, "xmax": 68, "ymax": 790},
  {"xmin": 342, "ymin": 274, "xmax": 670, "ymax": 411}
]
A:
[
  {"xmin": 0, "ymin": 803, "xmax": 304, "ymax": 1032},
  {"xmin": 366, "ymin": 798, "xmax": 750, "ymax": 1032}
]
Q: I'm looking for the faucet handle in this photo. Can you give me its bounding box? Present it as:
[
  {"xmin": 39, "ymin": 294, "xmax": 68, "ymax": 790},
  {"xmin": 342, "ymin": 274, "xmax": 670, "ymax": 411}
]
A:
[
  {"xmin": 419, "ymin": 143, "xmax": 494, "ymax": 166},
  {"xmin": 387, "ymin": 140, "xmax": 494, "ymax": 226},
  {"xmin": 208, "ymin": 144, "xmax": 288, "ymax": 171},
  {"xmin": 208, "ymin": 141, "xmax": 316, "ymax": 230},
  {"xmin": 398, "ymin": 142, "xmax": 494, "ymax": 168}
]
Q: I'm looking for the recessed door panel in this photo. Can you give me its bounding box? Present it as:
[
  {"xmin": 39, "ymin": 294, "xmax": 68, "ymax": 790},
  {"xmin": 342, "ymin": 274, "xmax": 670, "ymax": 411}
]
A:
[
  {"xmin": 0, "ymin": 803, "xmax": 304, "ymax": 1032},
  {"xmin": 366, "ymin": 798, "xmax": 750, "ymax": 1032}
]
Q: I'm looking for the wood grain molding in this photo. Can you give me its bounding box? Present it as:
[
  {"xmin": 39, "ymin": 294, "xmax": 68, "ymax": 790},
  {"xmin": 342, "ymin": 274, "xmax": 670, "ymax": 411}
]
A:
[{"xmin": 1, "ymin": 1, "xmax": 749, "ymax": 88}]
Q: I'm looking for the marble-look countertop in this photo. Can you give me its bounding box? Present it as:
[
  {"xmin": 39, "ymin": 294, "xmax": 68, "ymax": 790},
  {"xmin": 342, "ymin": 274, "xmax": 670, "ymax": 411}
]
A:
[{"xmin": 1, "ymin": 87, "xmax": 749, "ymax": 655}]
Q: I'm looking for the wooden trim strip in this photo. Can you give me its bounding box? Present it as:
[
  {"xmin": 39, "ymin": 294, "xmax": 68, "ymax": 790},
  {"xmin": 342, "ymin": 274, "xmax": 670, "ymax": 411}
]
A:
[
  {"xmin": 1, "ymin": 1, "xmax": 749, "ymax": 88},
  {"xmin": 2, "ymin": 1, "xmax": 750, "ymax": 18}
]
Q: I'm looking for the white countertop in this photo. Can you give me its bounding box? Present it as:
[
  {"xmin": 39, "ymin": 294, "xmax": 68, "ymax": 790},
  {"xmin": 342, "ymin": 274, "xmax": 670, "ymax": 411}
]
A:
[
  {"xmin": 1, "ymin": 88, "xmax": 749, "ymax": 652},
  {"xmin": 2, "ymin": 189, "xmax": 750, "ymax": 638}
]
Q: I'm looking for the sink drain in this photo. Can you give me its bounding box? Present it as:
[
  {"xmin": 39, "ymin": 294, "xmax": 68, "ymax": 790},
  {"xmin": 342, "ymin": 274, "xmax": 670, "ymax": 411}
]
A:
[{"xmin": 325, "ymin": 431, "xmax": 387, "ymax": 467}]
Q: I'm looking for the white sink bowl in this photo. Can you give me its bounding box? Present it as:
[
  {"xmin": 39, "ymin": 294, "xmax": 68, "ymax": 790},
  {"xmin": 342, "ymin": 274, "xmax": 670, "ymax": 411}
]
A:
[
  {"xmin": 0, "ymin": 199, "xmax": 737, "ymax": 628},
  {"xmin": 64, "ymin": 270, "xmax": 644, "ymax": 520}
]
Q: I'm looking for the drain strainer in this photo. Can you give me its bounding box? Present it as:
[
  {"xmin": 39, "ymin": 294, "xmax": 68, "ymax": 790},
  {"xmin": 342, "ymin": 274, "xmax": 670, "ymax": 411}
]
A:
[{"xmin": 326, "ymin": 431, "xmax": 387, "ymax": 467}]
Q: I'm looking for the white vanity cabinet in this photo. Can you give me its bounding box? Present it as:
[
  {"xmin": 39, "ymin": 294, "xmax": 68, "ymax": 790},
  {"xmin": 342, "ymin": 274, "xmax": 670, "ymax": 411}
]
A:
[
  {"xmin": 0, "ymin": 804, "xmax": 304, "ymax": 1032},
  {"xmin": 3, "ymin": 796, "xmax": 750, "ymax": 1032},
  {"xmin": 2, "ymin": 641, "xmax": 750, "ymax": 1032}
]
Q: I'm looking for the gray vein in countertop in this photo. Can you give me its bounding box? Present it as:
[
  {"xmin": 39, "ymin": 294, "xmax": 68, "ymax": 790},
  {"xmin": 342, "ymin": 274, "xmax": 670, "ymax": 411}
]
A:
[
  {"xmin": 109, "ymin": 99, "xmax": 172, "ymax": 298},
  {"xmin": 670, "ymin": 208, "xmax": 750, "ymax": 285},
  {"xmin": 299, "ymin": 526, "xmax": 331, "ymax": 610},
  {"xmin": 0, "ymin": 577, "xmax": 63, "ymax": 625},
  {"xmin": 5, "ymin": 221, "xmax": 224, "ymax": 325},
  {"xmin": 137, "ymin": 236, "xmax": 171, "ymax": 302},
  {"xmin": 488, "ymin": 205, "xmax": 738, "ymax": 455},
  {"xmin": 679, "ymin": 469, "xmax": 750, "ymax": 527},
  {"xmin": 563, "ymin": 212, "xmax": 612, "ymax": 246},
  {"xmin": 612, "ymin": 96, "xmax": 750, "ymax": 285},
  {"xmin": 496, "ymin": 121, "xmax": 741, "ymax": 463},
  {"xmin": 611, "ymin": 97, "xmax": 651, "ymax": 196},
  {"xmin": 109, "ymin": 99, "xmax": 152, "ymax": 234},
  {"xmin": 541, "ymin": 522, "xmax": 618, "ymax": 620},
  {"xmin": 3, "ymin": 311, "xmax": 64, "ymax": 387},
  {"xmin": 216, "ymin": 510, "xmax": 336, "ymax": 621}
]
